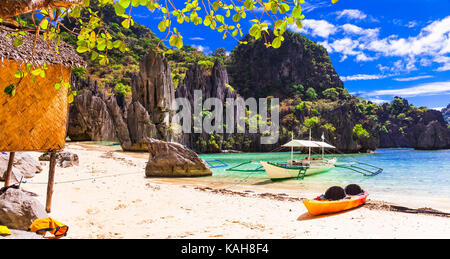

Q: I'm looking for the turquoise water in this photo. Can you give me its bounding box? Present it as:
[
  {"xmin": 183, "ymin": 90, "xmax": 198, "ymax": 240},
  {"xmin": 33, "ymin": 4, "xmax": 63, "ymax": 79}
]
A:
[{"xmin": 200, "ymin": 149, "xmax": 450, "ymax": 200}]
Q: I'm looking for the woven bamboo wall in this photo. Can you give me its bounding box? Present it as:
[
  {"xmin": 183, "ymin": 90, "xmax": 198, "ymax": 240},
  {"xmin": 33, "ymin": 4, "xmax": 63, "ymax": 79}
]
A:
[{"xmin": 0, "ymin": 60, "xmax": 71, "ymax": 152}]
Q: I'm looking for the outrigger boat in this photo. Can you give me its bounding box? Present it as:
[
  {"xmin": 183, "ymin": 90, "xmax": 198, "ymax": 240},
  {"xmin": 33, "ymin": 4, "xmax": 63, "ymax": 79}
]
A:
[
  {"xmin": 260, "ymin": 132, "xmax": 337, "ymax": 180},
  {"xmin": 224, "ymin": 131, "xmax": 383, "ymax": 180}
]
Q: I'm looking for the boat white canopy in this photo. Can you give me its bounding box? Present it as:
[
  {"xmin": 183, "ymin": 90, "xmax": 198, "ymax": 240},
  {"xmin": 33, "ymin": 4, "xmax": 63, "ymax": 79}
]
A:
[{"xmin": 282, "ymin": 140, "xmax": 336, "ymax": 149}]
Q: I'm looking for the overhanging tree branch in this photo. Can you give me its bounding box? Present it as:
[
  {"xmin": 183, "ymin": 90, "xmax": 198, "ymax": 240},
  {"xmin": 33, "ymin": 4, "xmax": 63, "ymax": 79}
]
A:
[{"xmin": 0, "ymin": 0, "xmax": 83, "ymax": 19}]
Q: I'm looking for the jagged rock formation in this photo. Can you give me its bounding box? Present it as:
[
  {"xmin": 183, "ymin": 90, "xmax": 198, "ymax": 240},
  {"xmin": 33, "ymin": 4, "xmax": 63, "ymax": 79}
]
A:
[
  {"xmin": 378, "ymin": 98, "xmax": 450, "ymax": 150},
  {"xmin": 176, "ymin": 60, "xmax": 236, "ymax": 152},
  {"xmin": 145, "ymin": 138, "xmax": 212, "ymax": 177},
  {"xmin": 228, "ymin": 30, "xmax": 344, "ymax": 99},
  {"xmin": 175, "ymin": 60, "xmax": 270, "ymax": 153},
  {"xmin": 68, "ymin": 76, "xmax": 117, "ymax": 141},
  {"xmin": 68, "ymin": 49, "xmax": 179, "ymax": 151}
]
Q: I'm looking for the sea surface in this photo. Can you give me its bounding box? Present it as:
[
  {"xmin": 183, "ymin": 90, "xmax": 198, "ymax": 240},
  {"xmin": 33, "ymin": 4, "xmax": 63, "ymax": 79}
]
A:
[{"xmin": 199, "ymin": 149, "xmax": 450, "ymax": 201}]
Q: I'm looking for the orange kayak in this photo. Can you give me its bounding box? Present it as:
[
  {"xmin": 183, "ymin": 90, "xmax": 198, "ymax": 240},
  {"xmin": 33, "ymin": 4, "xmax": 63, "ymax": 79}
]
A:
[{"xmin": 303, "ymin": 191, "xmax": 368, "ymax": 216}]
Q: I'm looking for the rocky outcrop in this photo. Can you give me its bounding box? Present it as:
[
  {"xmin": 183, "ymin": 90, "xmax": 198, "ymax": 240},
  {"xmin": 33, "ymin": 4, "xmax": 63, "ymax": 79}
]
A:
[
  {"xmin": 0, "ymin": 153, "xmax": 42, "ymax": 184},
  {"xmin": 69, "ymin": 49, "xmax": 180, "ymax": 151},
  {"xmin": 0, "ymin": 188, "xmax": 48, "ymax": 230},
  {"xmin": 175, "ymin": 60, "xmax": 260, "ymax": 152},
  {"xmin": 415, "ymin": 120, "xmax": 450, "ymax": 149},
  {"xmin": 68, "ymin": 76, "xmax": 117, "ymax": 141},
  {"xmin": 106, "ymin": 49, "xmax": 180, "ymax": 151},
  {"xmin": 228, "ymin": 30, "xmax": 343, "ymax": 99},
  {"xmin": 132, "ymin": 49, "xmax": 175, "ymax": 126},
  {"xmin": 377, "ymin": 98, "xmax": 450, "ymax": 150},
  {"xmin": 145, "ymin": 138, "xmax": 212, "ymax": 177},
  {"xmin": 124, "ymin": 101, "xmax": 159, "ymax": 151},
  {"xmin": 39, "ymin": 151, "xmax": 79, "ymax": 168}
]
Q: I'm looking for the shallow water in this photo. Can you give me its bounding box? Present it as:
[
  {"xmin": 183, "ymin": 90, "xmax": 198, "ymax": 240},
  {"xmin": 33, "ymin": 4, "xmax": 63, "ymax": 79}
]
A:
[{"xmin": 200, "ymin": 149, "xmax": 450, "ymax": 201}]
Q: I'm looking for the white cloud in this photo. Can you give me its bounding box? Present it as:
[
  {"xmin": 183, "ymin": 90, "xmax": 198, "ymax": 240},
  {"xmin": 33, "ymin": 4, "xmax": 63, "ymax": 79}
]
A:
[
  {"xmin": 367, "ymin": 81, "xmax": 450, "ymax": 97},
  {"xmin": 324, "ymin": 15, "xmax": 450, "ymax": 69},
  {"xmin": 336, "ymin": 9, "xmax": 367, "ymax": 20},
  {"xmin": 368, "ymin": 98, "xmax": 390, "ymax": 104},
  {"xmin": 302, "ymin": 1, "xmax": 331, "ymax": 13},
  {"xmin": 366, "ymin": 16, "xmax": 450, "ymax": 59},
  {"xmin": 192, "ymin": 44, "xmax": 209, "ymax": 53},
  {"xmin": 434, "ymin": 56, "xmax": 450, "ymax": 71},
  {"xmin": 393, "ymin": 75, "xmax": 434, "ymax": 82},
  {"xmin": 189, "ymin": 37, "xmax": 205, "ymax": 41},
  {"xmin": 431, "ymin": 107, "xmax": 445, "ymax": 111},
  {"xmin": 341, "ymin": 74, "xmax": 389, "ymax": 81},
  {"xmin": 341, "ymin": 24, "xmax": 380, "ymax": 39},
  {"xmin": 289, "ymin": 19, "xmax": 337, "ymax": 38}
]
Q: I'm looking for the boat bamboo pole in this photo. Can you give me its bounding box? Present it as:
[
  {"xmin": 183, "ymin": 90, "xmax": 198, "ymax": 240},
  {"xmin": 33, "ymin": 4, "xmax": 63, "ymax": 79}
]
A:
[
  {"xmin": 308, "ymin": 129, "xmax": 311, "ymax": 160},
  {"xmin": 291, "ymin": 132, "xmax": 293, "ymax": 162},
  {"xmin": 4, "ymin": 152, "xmax": 15, "ymax": 187},
  {"xmin": 46, "ymin": 150, "xmax": 57, "ymax": 213}
]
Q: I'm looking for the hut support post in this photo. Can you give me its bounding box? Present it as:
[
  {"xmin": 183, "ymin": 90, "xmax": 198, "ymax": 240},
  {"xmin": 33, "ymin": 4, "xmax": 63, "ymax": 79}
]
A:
[
  {"xmin": 4, "ymin": 152, "xmax": 16, "ymax": 187},
  {"xmin": 46, "ymin": 150, "xmax": 57, "ymax": 213}
]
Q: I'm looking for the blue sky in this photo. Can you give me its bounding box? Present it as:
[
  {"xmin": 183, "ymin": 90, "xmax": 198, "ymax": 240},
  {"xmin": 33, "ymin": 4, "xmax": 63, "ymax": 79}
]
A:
[{"xmin": 131, "ymin": 0, "xmax": 450, "ymax": 109}]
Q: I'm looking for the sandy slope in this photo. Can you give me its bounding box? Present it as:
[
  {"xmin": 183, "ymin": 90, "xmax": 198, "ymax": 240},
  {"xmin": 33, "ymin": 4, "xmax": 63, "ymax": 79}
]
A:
[{"xmin": 17, "ymin": 143, "xmax": 450, "ymax": 239}]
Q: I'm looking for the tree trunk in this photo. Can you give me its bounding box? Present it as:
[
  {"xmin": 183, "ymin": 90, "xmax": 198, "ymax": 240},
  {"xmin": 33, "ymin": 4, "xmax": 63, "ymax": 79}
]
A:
[{"xmin": 0, "ymin": 0, "xmax": 83, "ymax": 19}]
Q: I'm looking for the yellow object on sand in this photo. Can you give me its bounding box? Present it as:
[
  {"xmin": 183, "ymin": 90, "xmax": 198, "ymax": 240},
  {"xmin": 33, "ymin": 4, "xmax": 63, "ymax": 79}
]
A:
[
  {"xmin": 28, "ymin": 218, "xmax": 68, "ymax": 238},
  {"xmin": 0, "ymin": 225, "xmax": 11, "ymax": 236}
]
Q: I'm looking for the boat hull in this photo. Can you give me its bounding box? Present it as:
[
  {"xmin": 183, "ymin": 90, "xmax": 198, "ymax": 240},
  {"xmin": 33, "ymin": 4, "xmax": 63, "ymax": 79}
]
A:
[
  {"xmin": 303, "ymin": 191, "xmax": 368, "ymax": 216},
  {"xmin": 260, "ymin": 161, "xmax": 335, "ymax": 180}
]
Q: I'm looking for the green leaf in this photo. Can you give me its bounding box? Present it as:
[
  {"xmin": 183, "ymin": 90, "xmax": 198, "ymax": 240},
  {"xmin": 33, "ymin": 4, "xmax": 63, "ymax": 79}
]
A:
[
  {"xmin": 54, "ymin": 83, "xmax": 61, "ymax": 90},
  {"xmin": 121, "ymin": 19, "xmax": 130, "ymax": 29},
  {"xmin": 119, "ymin": 0, "xmax": 131, "ymax": 8},
  {"xmin": 292, "ymin": 5, "xmax": 302, "ymax": 19},
  {"xmin": 272, "ymin": 37, "xmax": 282, "ymax": 49},
  {"xmin": 331, "ymin": 0, "xmax": 339, "ymax": 3},
  {"xmin": 114, "ymin": 3, "xmax": 126, "ymax": 16},
  {"xmin": 169, "ymin": 35, "xmax": 183, "ymax": 49},
  {"xmin": 4, "ymin": 84, "xmax": 15, "ymax": 97},
  {"xmin": 113, "ymin": 40, "xmax": 121, "ymax": 48},
  {"xmin": 158, "ymin": 20, "xmax": 166, "ymax": 32},
  {"xmin": 40, "ymin": 19, "xmax": 49, "ymax": 30},
  {"xmin": 76, "ymin": 46, "xmax": 89, "ymax": 53},
  {"xmin": 13, "ymin": 37, "xmax": 23, "ymax": 47},
  {"xmin": 91, "ymin": 51, "xmax": 99, "ymax": 61}
]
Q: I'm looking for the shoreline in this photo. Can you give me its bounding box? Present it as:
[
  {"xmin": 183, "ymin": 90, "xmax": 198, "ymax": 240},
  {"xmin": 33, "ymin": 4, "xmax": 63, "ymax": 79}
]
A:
[{"xmin": 10, "ymin": 142, "xmax": 450, "ymax": 238}]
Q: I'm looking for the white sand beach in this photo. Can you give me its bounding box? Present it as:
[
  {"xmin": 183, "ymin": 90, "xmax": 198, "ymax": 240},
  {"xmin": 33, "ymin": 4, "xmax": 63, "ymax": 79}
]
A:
[{"xmin": 18, "ymin": 143, "xmax": 450, "ymax": 239}]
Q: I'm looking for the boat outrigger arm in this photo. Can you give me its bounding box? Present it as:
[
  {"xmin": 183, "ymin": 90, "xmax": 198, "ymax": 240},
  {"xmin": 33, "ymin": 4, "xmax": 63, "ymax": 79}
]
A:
[{"xmin": 335, "ymin": 161, "xmax": 383, "ymax": 176}]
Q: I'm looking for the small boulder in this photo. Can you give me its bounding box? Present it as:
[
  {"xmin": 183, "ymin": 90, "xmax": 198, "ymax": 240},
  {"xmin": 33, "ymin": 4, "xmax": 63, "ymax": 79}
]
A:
[
  {"xmin": 0, "ymin": 153, "xmax": 42, "ymax": 183},
  {"xmin": 0, "ymin": 188, "xmax": 48, "ymax": 230},
  {"xmin": 39, "ymin": 151, "xmax": 79, "ymax": 168},
  {"xmin": 145, "ymin": 138, "xmax": 212, "ymax": 177}
]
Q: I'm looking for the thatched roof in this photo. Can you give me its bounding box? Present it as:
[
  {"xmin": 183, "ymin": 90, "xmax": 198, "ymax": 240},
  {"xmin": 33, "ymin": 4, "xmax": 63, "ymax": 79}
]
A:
[{"xmin": 0, "ymin": 26, "xmax": 85, "ymax": 67}]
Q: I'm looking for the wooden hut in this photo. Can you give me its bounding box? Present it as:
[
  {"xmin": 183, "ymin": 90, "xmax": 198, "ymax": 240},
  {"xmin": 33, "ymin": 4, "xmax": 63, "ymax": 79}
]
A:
[{"xmin": 0, "ymin": 26, "xmax": 85, "ymax": 212}]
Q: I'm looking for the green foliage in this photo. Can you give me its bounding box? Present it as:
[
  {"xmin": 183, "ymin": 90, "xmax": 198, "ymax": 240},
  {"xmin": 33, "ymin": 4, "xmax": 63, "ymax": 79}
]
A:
[
  {"xmin": 305, "ymin": 87, "xmax": 318, "ymax": 101},
  {"xmin": 397, "ymin": 113, "xmax": 406, "ymax": 120},
  {"xmin": 353, "ymin": 124, "xmax": 370, "ymax": 139},
  {"xmin": 72, "ymin": 67, "xmax": 87, "ymax": 78},
  {"xmin": 114, "ymin": 82, "xmax": 131, "ymax": 95},
  {"xmin": 292, "ymin": 84, "xmax": 304, "ymax": 95},
  {"xmin": 380, "ymin": 125, "xmax": 389, "ymax": 134},
  {"xmin": 303, "ymin": 116, "xmax": 320, "ymax": 129},
  {"xmin": 322, "ymin": 88, "xmax": 339, "ymax": 100},
  {"xmin": 295, "ymin": 102, "xmax": 305, "ymax": 112},
  {"xmin": 320, "ymin": 123, "xmax": 336, "ymax": 132},
  {"xmin": 198, "ymin": 60, "xmax": 215, "ymax": 70}
]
